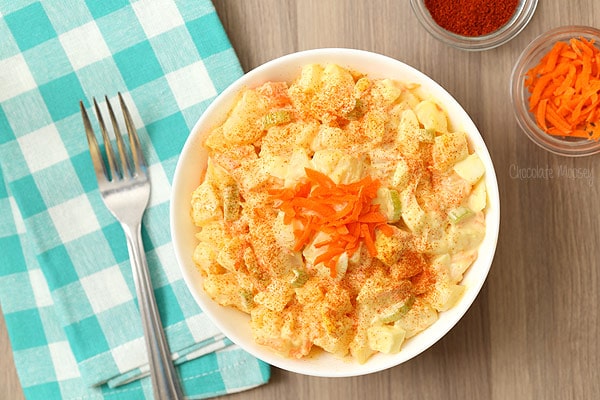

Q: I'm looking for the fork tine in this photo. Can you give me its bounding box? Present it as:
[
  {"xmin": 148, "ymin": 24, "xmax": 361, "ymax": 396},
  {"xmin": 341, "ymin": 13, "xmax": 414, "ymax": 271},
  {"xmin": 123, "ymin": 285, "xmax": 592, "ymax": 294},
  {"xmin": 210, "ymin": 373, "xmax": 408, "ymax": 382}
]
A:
[
  {"xmin": 80, "ymin": 101, "xmax": 108, "ymax": 182},
  {"xmin": 105, "ymin": 95, "xmax": 132, "ymax": 178},
  {"xmin": 93, "ymin": 97, "xmax": 120, "ymax": 180},
  {"xmin": 118, "ymin": 92, "xmax": 147, "ymax": 176}
]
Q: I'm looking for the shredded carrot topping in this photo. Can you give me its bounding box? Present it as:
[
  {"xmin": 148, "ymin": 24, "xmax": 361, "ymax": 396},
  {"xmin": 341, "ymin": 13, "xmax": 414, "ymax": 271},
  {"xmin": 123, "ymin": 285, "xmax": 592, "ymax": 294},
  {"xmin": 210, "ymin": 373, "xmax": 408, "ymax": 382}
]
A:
[
  {"xmin": 271, "ymin": 168, "xmax": 392, "ymax": 277},
  {"xmin": 524, "ymin": 36, "xmax": 600, "ymax": 140}
]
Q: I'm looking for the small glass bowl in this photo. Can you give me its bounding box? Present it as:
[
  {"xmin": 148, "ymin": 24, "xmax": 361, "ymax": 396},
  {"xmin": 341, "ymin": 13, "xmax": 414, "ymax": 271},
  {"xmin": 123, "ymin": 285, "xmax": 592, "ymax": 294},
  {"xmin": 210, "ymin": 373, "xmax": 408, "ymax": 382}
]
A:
[
  {"xmin": 410, "ymin": 0, "xmax": 538, "ymax": 51},
  {"xmin": 510, "ymin": 26, "xmax": 600, "ymax": 157}
]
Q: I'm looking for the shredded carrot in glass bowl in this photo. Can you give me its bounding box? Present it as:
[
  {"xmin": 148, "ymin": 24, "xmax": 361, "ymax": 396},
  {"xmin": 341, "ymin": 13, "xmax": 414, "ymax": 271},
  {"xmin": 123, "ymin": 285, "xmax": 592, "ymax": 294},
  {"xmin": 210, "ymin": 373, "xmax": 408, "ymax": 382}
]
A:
[{"xmin": 525, "ymin": 36, "xmax": 600, "ymax": 140}]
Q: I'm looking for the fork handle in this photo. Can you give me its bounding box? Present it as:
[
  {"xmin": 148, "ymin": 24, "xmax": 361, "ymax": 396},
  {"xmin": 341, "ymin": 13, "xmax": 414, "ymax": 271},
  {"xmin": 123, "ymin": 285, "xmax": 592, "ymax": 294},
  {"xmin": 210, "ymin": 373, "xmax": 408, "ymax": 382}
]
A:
[{"xmin": 124, "ymin": 223, "xmax": 184, "ymax": 400}]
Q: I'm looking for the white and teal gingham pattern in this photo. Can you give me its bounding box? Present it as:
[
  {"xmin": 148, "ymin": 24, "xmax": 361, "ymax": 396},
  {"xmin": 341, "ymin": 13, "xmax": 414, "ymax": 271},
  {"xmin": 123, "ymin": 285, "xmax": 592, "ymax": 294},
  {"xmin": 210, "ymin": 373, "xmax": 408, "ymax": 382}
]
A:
[{"xmin": 0, "ymin": 1, "xmax": 270, "ymax": 399}]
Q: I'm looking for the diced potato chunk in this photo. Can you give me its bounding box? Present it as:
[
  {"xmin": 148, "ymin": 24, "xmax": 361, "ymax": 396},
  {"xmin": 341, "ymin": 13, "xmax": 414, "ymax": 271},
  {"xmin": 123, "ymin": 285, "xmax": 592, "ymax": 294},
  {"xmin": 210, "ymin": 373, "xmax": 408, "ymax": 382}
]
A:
[
  {"xmin": 453, "ymin": 153, "xmax": 485, "ymax": 184},
  {"xmin": 254, "ymin": 279, "xmax": 294, "ymax": 312},
  {"xmin": 432, "ymin": 132, "xmax": 469, "ymax": 171},
  {"xmin": 222, "ymin": 90, "xmax": 268, "ymax": 145},
  {"xmin": 367, "ymin": 324, "xmax": 406, "ymax": 354},
  {"xmin": 191, "ymin": 181, "xmax": 221, "ymax": 225},
  {"xmin": 467, "ymin": 178, "xmax": 487, "ymax": 212},
  {"xmin": 415, "ymin": 100, "xmax": 448, "ymax": 134}
]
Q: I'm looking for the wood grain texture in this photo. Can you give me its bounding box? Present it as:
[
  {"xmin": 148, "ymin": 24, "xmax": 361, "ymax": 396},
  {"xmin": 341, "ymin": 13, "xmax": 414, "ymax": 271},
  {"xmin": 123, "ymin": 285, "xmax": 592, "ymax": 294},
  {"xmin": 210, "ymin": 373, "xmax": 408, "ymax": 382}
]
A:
[
  {"xmin": 0, "ymin": 304, "xmax": 25, "ymax": 400},
  {"xmin": 2, "ymin": 1, "xmax": 599, "ymax": 399}
]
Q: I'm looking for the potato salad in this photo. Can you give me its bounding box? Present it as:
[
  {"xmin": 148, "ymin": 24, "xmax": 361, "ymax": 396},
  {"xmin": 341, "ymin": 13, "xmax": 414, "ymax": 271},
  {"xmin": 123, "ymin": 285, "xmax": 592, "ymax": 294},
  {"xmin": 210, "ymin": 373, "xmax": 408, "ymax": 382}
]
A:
[{"xmin": 191, "ymin": 63, "xmax": 487, "ymax": 363}]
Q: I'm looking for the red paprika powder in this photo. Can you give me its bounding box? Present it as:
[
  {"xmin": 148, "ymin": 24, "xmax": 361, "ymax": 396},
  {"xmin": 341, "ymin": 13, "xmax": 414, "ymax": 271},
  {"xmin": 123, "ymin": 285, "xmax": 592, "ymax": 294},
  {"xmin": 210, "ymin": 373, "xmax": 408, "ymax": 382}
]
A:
[{"xmin": 424, "ymin": 0, "xmax": 519, "ymax": 37}]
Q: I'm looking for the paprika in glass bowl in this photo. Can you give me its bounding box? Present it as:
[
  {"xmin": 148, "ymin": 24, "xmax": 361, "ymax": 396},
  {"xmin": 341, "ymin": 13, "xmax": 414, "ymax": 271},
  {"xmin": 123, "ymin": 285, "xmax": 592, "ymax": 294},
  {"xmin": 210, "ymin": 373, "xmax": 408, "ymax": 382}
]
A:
[{"xmin": 410, "ymin": 0, "xmax": 538, "ymax": 51}]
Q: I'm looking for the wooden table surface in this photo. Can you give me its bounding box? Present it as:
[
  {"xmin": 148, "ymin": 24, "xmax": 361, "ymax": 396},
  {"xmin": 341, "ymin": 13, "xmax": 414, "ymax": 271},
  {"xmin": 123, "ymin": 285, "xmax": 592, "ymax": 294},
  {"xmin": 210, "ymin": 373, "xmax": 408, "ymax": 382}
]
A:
[{"xmin": 2, "ymin": 1, "xmax": 600, "ymax": 399}]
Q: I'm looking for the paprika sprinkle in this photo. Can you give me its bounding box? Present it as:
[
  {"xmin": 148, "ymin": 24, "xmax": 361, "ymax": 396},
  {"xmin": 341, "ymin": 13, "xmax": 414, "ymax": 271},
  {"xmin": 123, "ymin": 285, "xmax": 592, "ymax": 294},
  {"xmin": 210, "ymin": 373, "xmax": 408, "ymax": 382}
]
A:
[{"xmin": 424, "ymin": 0, "xmax": 520, "ymax": 37}]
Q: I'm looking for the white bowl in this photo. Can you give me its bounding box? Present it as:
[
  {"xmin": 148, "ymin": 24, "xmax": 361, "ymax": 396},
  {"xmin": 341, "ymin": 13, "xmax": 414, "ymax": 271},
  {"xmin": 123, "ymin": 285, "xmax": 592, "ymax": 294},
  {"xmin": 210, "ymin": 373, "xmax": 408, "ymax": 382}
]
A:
[{"xmin": 170, "ymin": 48, "xmax": 500, "ymax": 377}]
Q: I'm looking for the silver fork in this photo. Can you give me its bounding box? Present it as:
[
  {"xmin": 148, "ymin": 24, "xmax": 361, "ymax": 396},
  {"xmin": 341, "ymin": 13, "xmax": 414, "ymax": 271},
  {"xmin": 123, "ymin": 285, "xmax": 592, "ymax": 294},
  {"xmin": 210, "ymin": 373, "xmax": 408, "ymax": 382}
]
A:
[{"xmin": 80, "ymin": 93, "xmax": 184, "ymax": 400}]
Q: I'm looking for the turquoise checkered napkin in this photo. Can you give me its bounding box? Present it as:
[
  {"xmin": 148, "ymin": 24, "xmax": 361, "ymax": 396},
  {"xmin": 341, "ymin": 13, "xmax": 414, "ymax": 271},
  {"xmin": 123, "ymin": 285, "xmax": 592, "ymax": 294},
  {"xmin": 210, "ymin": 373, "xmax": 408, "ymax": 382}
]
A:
[{"xmin": 0, "ymin": 0, "xmax": 270, "ymax": 398}]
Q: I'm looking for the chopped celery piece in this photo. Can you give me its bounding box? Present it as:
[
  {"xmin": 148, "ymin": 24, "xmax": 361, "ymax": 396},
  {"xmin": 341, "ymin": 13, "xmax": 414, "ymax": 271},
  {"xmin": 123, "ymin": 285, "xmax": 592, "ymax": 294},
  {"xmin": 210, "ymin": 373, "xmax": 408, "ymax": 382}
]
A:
[
  {"xmin": 262, "ymin": 110, "xmax": 292, "ymax": 129},
  {"xmin": 290, "ymin": 268, "xmax": 309, "ymax": 288},
  {"xmin": 344, "ymin": 98, "xmax": 366, "ymax": 120},
  {"xmin": 380, "ymin": 296, "xmax": 415, "ymax": 323},
  {"xmin": 448, "ymin": 206, "xmax": 473, "ymax": 224},
  {"xmin": 417, "ymin": 128, "xmax": 435, "ymax": 143},
  {"xmin": 222, "ymin": 184, "xmax": 241, "ymax": 221},
  {"xmin": 374, "ymin": 187, "xmax": 402, "ymax": 223},
  {"xmin": 239, "ymin": 290, "xmax": 255, "ymax": 311}
]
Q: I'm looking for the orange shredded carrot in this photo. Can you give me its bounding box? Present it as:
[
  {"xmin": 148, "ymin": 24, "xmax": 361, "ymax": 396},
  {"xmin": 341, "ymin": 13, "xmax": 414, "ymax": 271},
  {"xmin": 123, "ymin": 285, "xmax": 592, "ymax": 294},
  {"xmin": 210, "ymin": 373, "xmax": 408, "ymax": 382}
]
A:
[
  {"xmin": 271, "ymin": 168, "xmax": 393, "ymax": 277},
  {"xmin": 536, "ymin": 98, "xmax": 549, "ymax": 131},
  {"xmin": 525, "ymin": 36, "xmax": 600, "ymax": 140},
  {"xmin": 541, "ymin": 41, "xmax": 566, "ymax": 73}
]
